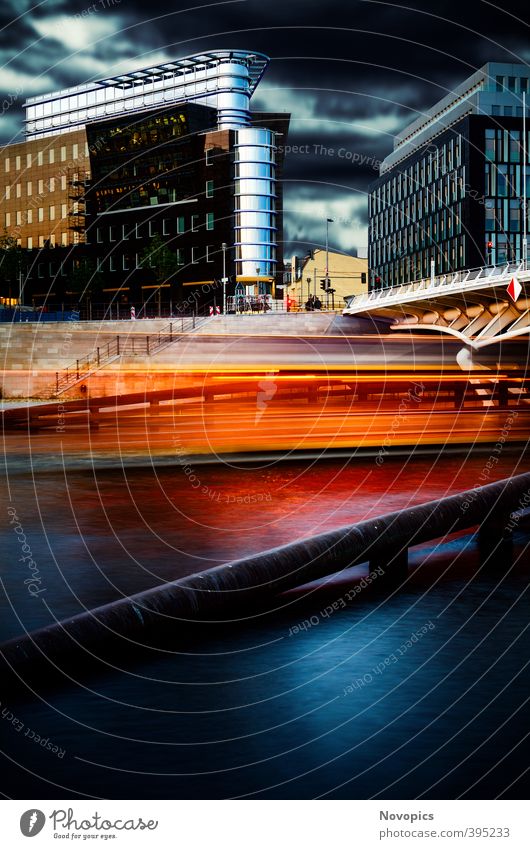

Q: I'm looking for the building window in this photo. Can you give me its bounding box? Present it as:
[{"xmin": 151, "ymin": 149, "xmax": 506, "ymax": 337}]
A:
[
  {"xmin": 4, "ymin": 157, "xmax": 9, "ymax": 172},
  {"xmin": 109, "ymin": 225, "xmax": 116, "ymax": 242},
  {"xmin": 38, "ymin": 179, "xmax": 44, "ymax": 194},
  {"xmin": 205, "ymin": 148, "xmax": 213, "ymax": 165},
  {"xmin": 109, "ymin": 256, "xmax": 116, "ymax": 272},
  {"xmin": 27, "ymin": 237, "xmax": 33, "ymax": 249},
  {"xmin": 60, "ymin": 146, "xmax": 67, "ymax": 162},
  {"xmin": 206, "ymin": 212, "xmax": 214, "ymax": 230},
  {"xmin": 16, "ymin": 210, "xmax": 22, "ymax": 224},
  {"xmin": 16, "ymin": 184, "xmax": 21, "ymax": 198},
  {"xmin": 176, "ymin": 249, "xmax": 184, "ymax": 265},
  {"xmin": 49, "ymin": 235, "xmax": 56, "ymax": 247},
  {"xmin": 72, "ymin": 143, "xmax": 78, "ymax": 159},
  {"xmin": 496, "ymin": 75, "xmax": 504, "ymax": 92},
  {"xmin": 135, "ymin": 223, "xmax": 142, "ymax": 239},
  {"xmin": 38, "ymin": 236, "xmax": 44, "ymax": 248},
  {"xmin": 49, "ymin": 205, "xmax": 55, "ymax": 220},
  {"xmin": 162, "ymin": 218, "xmax": 169, "ymax": 236},
  {"xmin": 49, "ymin": 177, "xmax": 55, "ymax": 192},
  {"xmin": 61, "ymin": 175, "xmax": 67, "ymax": 191},
  {"xmin": 191, "ymin": 247, "xmax": 198, "ymax": 263},
  {"xmin": 15, "ymin": 155, "xmax": 21, "ymax": 170},
  {"xmin": 149, "ymin": 221, "xmax": 156, "ymax": 237},
  {"xmin": 61, "ymin": 233, "xmax": 68, "ymax": 246},
  {"xmin": 49, "ymin": 149, "xmax": 55, "ymax": 164},
  {"xmin": 27, "ymin": 209, "xmax": 33, "ymax": 224},
  {"xmin": 38, "ymin": 150, "xmax": 44, "ymax": 166},
  {"xmin": 61, "ymin": 204, "xmax": 67, "ymax": 219},
  {"xmin": 96, "ymin": 227, "xmax": 102, "ymax": 243},
  {"xmin": 122, "ymin": 255, "xmax": 130, "ymax": 271},
  {"xmin": 38, "ymin": 208, "xmax": 44, "ymax": 222},
  {"xmin": 191, "ymin": 214, "xmax": 199, "ymax": 232},
  {"xmin": 122, "ymin": 224, "xmax": 129, "ymax": 240},
  {"xmin": 4, "ymin": 212, "xmax": 10, "ymax": 227},
  {"xmin": 206, "ymin": 180, "xmax": 214, "ymax": 198},
  {"xmin": 206, "ymin": 245, "xmax": 214, "ymax": 263},
  {"xmin": 177, "ymin": 216, "xmax": 185, "ymax": 233},
  {"xmin": 26, "ymin": 153, "xmax": 32, "ymax": 168},
  {"xmin": 4, "ymin": 186, "xmax": 9, "ymax": 200}
]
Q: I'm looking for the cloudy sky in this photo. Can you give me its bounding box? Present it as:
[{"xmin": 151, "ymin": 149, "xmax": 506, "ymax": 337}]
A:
[{"xmin": 1, "ymin": 0, "xmax": 529, "ymax": 258}]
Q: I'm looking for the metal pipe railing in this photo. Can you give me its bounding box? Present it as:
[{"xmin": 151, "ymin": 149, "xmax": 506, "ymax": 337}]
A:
[{"xmin": 2, "ymin": 472, "xmax": 529, "ymax": 682}]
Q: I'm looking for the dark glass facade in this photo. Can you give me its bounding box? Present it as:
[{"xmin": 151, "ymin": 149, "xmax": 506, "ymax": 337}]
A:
[{"xmin": 369, "ymin": 117, "xmax": 530, "ymax": 291}]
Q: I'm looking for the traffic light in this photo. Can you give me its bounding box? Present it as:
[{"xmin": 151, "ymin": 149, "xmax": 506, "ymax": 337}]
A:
[
  {"xmin": 320, "ymin": 279, "xmax": 327, "ymax": 291},
  {"xmin": 361, "ymin": 272, "xmax": 367, "ymax": 286},
  {"xmin": 487, "ymin": 241, "xmax": 493, "ymax": 249}
]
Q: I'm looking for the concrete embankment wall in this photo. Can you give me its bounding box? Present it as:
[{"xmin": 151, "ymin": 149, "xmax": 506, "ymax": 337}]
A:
[
  {"xmin": 0, "ymin": 314, "xmax": 363, "ymax": 399},
  {"xmin": 0, "ymin": 319, "xmax": 181, "ymax": 399}
]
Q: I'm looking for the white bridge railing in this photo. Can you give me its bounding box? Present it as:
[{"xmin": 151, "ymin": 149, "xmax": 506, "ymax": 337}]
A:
[{"xmin": 344, "ymin": 261, "xmax": 528, "ymax": 313}]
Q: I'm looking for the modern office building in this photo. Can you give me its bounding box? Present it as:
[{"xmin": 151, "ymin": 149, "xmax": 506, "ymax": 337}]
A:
[
  {"xmin": 0, "ymin": 51, "xmax": 289, "ymax": 309},
  {"xmin": 368, "ymin": 63, "xmax": 530, "ymax": 291}
]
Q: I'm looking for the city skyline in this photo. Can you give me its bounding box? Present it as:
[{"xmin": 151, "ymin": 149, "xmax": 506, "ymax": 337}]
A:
[{"xmin": 1, "ymin": 0, "xmax": 529, "ymax": 257}]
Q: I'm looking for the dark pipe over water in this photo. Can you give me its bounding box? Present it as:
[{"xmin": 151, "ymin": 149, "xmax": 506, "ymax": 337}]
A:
[{"xmin": 2, "ymin": 472, "xmax": 529, "ymax": 682}]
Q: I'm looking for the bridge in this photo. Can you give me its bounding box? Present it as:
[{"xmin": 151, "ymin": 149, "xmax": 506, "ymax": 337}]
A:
[{"xmin": 343, "ymin": 261, "xmax": 530, "ymax": 362}]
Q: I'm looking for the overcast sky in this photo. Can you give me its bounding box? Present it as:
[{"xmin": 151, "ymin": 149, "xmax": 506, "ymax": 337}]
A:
[{"xmin": 1, "ymin": 0, "xmax": 529, "ymax": 258}]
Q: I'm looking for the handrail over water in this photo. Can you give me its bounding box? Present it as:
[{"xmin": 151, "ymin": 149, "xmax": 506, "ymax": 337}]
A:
[{"xmin": 2, "ymin": 471, "xmax": 529, "ymax": 686}]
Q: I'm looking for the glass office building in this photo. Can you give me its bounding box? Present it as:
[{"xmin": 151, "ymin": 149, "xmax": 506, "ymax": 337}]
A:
[
  {"xmin": 1, "ymin": 51, "xmax": 289, "ymax": 306},
  {"xmin": 368, "ymin": 63, "xmax": 530, "ymax": 291}
]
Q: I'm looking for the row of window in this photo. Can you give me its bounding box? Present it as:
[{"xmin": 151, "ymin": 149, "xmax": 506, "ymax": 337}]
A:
[
  {"xmin": 485, "ymin": 162, "xmax": 530, "ymax": 198},
  {"xmin": 371, "ymin": 204, "xmax": 464, "ymax": 266},
  {"xmin": 94, "ymin": 213, "xmax": 215, "ymax": 244},
  {"xmin": 1, "ymin": 174, "xmax": 80, "ymax": 201},
  {"xmin": 97, "ymin": 245, "xmax": 217, "ymax": 272},
  {"xmin": 15, "ymin": 234, "xmax": 75, "ymax": 249},
  {"xmin": 3, "ymin": 143, "xmax": 88, "ymax": 172},
  {"xmin": 370, "ymin": 136, "xmax": 463, "ymax": 214},
  {"xmin": 485, "ymin": 129, "xmax": 530, "ymax": 163},
  {"xmin": 495, "ymin": 75, "xmax": 529, "ymax": 94},
  {"xmin": 371, "ymin": 237, "xmax": 467, "ymax": 288},
  {"xmin": 371, "ymin": 169, "xmax": 466, "ymax": 239},
  {"xmin": 5, "ymin": 203, "xmax": 75, "ymax": 226}
]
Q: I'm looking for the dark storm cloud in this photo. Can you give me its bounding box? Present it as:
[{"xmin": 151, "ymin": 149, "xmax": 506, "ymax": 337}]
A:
[{"xmin": 1, "ymin": 0, "xmax": 529, "ymax": 254}]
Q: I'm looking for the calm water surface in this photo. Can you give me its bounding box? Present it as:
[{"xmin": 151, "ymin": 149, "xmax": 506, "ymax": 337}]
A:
[{"xmin": 1, "ymin": 452, "xmax": 529, "ymax": 799}]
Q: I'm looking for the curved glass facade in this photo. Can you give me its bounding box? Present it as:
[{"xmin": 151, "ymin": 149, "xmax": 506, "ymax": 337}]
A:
[
  {"xmin": 24, "ymin": 51, "xmax": 269, "ymax": 138},
  {"xmin": 234, "ymin": 127, "xmax": 277, "ymax": 278}
]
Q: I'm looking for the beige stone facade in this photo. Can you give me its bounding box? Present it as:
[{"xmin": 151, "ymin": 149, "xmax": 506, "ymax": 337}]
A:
[
  {"xmin": 0, "ymin": 128, "xmax": 90, "ymax": 252},
  {"xmin": 287, "ymin": 249, "xmax": 368, "ymax": 308}
]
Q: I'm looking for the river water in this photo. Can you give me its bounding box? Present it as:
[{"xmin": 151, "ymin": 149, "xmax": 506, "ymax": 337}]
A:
[{"xmin": 2, "ymin": 452, "xmax": 530, "ymax": 799}]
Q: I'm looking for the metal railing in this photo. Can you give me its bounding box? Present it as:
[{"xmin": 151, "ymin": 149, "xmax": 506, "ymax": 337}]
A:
[
  {"xmin": 54, "ymin": 314, "xmax": 207, "ymax": 396},
  {"xmin": 345, "ymin": 262, "xmax": 529, "ymax": 312}
]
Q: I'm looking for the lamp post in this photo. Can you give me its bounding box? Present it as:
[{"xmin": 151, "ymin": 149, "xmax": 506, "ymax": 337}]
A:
[
  {"xmin": 221, "ymin": 242, "xmax": 227, "ymax": 313},
  {"xmin": 325, "ymin": 217, "xmax": 333, "ymax": 308}
]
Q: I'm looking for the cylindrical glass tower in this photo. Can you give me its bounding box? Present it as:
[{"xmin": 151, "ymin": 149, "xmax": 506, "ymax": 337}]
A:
[{"xmin": 234, "ymin": 127, "xmax": 277, "ymax": 284}]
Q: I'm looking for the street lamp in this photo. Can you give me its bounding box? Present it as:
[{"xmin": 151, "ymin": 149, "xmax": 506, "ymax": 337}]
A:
[
  {"xmin": 325, "ymin": 217, "xmax": 334, "ymax": 307},
  {"xmin": 221, "ymin": 242, "xmax": 227, "ymax": 313}
]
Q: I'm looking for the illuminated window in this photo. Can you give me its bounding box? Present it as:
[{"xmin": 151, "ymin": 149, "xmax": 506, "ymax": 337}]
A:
[
  {"xmin": 4, "ymin": 158, "xmax": 9, "ymax": 172},
  {"xmin": 61, "ymin": 204, "xmax": 67, "ymax": 219},
  {"xmin": 38, "ymin": 179, "xmax": 44, "ymax": 194},
  {"xmin": 49, "ymin": 149, "xmax": 55, "ymax": 164},
  {"xmin": 206, "ymin": 180, "xmax": 214, "ymax": 198},
  {"xmin": 27, "ymin": 237, "xmax": 33, "ymax": 249},
  {"xmin": 4, "ymin": 186, "xmax": 9, "ymax": 200},
  {"xmin": 16, "ymin": 184, "xmax": 21, "ymax": 198},
  {"xmin": 38, "ymin": 208, "xmax": 44, "ymax": 222},
  {"xmin": 15, "ymin": 155, "xmax": 21, "ymax": 170},
  {"xmin": 49, "ymin": 205, "xmax": 55, "ymax": 220},
  {"xmin": 26, "ymin": 153, "xmax": 32, "ymax": 167},
  {"xmin": 27, "ymin": 181, "xmax": 32, "ymax": 196},
  {"xmin": 60, "ymin": 146, "xmax": 67, "ymax": 162},
  {"xmin": 177, "ymin": 216, "xmax": 185, "ymax": 233},
  {"xmin": 61, "ymin": 233, "xmax": 68, "ymax": 246},
  {"xmin": 72, "ymin": 143, "xmax": 78, "ymax": 159},
  {"xmin": 61, "ymin": 175, "xmax": 67, "ymax": 190},
  {"xmin": 191, "ymin": 214, "xmax": 199, "ymax": 232},
  {"xmin": 4, "ymin": 212, "xmax": 10, "ymax": 226},
  {"xmin": 206, "ymin": 212, "xmax": 214, "ymax": 230},
  {"xmin": 38, "ymin": 150, "xmax": 43, "ymax": 166},
  {"xmin": 27, "ymin": 209, "xmax": 33, "ymax": 224}
]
